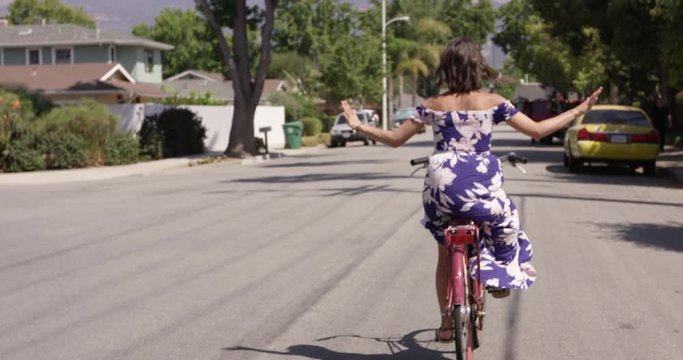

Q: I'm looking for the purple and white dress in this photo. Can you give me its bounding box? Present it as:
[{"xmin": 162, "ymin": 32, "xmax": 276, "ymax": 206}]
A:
[{"xmin": 410, "ymin": 100, "xmax": 536, "ymax": 289}]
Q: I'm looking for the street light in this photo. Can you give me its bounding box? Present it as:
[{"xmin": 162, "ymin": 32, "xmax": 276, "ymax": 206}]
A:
[{"xmin": 382, "ymin": 0, "xmax": 409, "ymax": 131}]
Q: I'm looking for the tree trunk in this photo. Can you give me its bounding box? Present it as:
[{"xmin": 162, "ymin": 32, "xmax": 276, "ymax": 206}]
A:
[
  {"xmin": 412, "ymin": 72, "xmax": 418, "ymax": 107},
  {"xmin": 197, "ymin": 0, "xmax": 276, "ymax": 158},
  {"xmin": 387, "ymin": 75, "xmax": 394, "ymax": 126},
  {"xmin": 609, "ymin": 80, "xmax": 619, "ymax": 104},
  {"xmin": 398, "ymin": 74, "xmax": 404, "ymax": 108}
]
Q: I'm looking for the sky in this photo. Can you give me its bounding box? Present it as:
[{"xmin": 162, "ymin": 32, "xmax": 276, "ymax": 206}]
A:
[{"xmin": 0, "ymin": 0, "xmax": 508, "ymax": 67}]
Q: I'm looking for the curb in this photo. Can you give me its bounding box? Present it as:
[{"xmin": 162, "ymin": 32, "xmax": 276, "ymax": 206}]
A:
[{"xmin": 0, "ymin": 145, "xmax": 325, "ymax": 185}]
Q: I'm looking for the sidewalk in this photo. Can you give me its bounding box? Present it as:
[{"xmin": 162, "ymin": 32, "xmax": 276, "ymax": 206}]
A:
[
  {"xmin": 0, "ymin": 145, "xmax": 325, "ymax": 185},
  {"xmin": 658, "ymin": 145, "xmax": 683, "ymax": 187}
]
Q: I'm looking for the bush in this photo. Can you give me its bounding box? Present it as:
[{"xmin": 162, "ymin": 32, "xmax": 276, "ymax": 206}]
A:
[
  {"xmin": 34, "ymin": 99, "xmax": 118, "ymax": 165},
  {"xmin": 139, "ymin": 108, "xmax": 206, "ymax": 158},
  {"xmin": 3, "ymin": 134, "xmax": 44, "ymax": 172},
  {"xmin": 0, "ymin": 91, "xmax": 33, "ymax": 172},
  {"xmin": 105, "ymin": 133, "xmax": 140, "ymax": 166},
  {"xmin": 268, "ymin": 92, "xmax": 320, "ymax": 122},
  {"xmin": 321, "ymin": 115, "xmax": 336, "ymax": 133},
  {"xmin": 300, "ymin": 117, "xmax": 323, "ymax": 136},
  {"xmin": 301, "ymin": 133, "xmax": 331, "ymax": 147},
  {"xmin": 38, "ymin": 132, "xmax": 87, "ymax": 170}
]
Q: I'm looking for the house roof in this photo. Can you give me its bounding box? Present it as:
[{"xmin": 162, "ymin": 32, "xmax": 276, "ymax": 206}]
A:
[
  {"xmin": 0, "ymin": 24, "xmax": 173, "ymax": 50},
  {"xmin": 165, "ymin": 69, "xmax": 225, "ymax": 82},
  {"xmin": 162, "ymin": 76, "xmax": 288, "ymax": 103},
  {"xmin": 0, "ymin": 63, "xmax": 166, "ymax": 97},
  {"xmin": 514, "ymin": 83, "xmax": 554, "ymax": 102}
]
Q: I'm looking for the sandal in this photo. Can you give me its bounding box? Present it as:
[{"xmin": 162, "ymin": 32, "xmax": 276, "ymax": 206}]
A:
[
  {"xmin": 434, "ymin": 327, "xmax": 455, "ymax": 342},
  {"xmin": 487, "ymin": 287, "xmax": 511, "ymax": 299}
]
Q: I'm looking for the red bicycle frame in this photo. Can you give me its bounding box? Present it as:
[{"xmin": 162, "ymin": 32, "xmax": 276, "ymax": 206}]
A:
[{"xmin": 444, "ymin": 220, "xmax": 485, "ymax": 360}]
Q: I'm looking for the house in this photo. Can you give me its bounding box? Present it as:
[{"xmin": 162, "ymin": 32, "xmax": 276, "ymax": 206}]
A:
[
  {"xmin": 162, "ymin": 69, "xmax": 290, "ymax": 104},
  {"xmin": 0, "ymin": 63, "xmax": 166, "ymax": 104},
  {"xmin": 0, "ymin": 23, "xmax": 173, "ymax": 87}
]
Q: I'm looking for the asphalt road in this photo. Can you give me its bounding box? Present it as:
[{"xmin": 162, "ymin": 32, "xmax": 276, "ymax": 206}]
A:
[{"xmin": 1, "ymin": 126, "xmax": 681, "ymax": 360}]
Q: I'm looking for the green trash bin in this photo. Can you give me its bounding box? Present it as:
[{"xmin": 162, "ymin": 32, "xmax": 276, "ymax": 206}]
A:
[{"xmin": 282, "ymin": 121, "xmax": 303, "ymax": 149}]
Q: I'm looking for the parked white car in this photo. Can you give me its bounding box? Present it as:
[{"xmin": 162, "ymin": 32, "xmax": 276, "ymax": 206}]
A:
[{"xmin": 329, "ymin": 110, "xmax": 377, "ymax": 147}]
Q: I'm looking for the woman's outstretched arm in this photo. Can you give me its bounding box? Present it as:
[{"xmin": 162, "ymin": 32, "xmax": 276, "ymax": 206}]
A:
[
  {"xmin": 340, "ymin": 100, "xmax": 423, "ymax": 148},
  {"xmin": 507, "ymin": 87, "xmax": 603, "ymax": 140}
]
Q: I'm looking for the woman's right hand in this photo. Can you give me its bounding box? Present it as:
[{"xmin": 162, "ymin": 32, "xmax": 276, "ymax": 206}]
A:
[{"xmin": 573, "ymin": 87, "xmax": 603, "ymax": 117}]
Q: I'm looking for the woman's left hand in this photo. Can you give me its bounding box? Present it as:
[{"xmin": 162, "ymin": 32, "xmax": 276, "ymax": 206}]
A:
[{"xmin": 341, "ymin": 100, "xmax": 362, "ymax": 130}]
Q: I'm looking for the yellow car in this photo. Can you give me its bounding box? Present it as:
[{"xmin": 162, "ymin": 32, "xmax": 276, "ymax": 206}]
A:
[{"xmin": 564, "ymin": 105, "xmax": 660, "ymax": 175}]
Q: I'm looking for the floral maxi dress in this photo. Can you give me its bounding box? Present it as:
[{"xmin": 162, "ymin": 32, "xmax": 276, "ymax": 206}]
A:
[{"xmin": 410, "ymin": 101, "xmax": 536, "ymax": 289}]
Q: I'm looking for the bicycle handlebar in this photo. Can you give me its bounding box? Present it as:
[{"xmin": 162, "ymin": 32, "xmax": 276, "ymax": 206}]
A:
[
  {"xmin": 409, "ymin": 152, "xmax": 528, "ymax": 167},
  {"xmin": 410, "ymin": 156, "xmax": 430, "ymax": 166}
]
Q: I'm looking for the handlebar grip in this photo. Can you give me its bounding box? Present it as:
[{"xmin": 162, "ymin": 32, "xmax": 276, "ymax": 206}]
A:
[
  {"xmin": 508, "ymin": 153, "xmax": 528, "ymax": 164},
  {"xmin": 410, "ymin": 157, "xmax": 429, "ymax": 166}
]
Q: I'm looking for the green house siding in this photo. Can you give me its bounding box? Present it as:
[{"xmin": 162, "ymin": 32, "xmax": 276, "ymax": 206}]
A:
[
  {"xmin": 117, "ymin": 46, "xmax": 137, "ymax": 75},
  {"xmin": 74, "ymin": 45, "xmax": 108, "ymax": 63},
  {"xmin": 128, "ymin": 48, "xmax": 162, "ymax": 84},
  {"xmin": 42, "ymin": 47, "xmax": 52, "ymax": 64},
  {"xmin": 3, "ymin": 48, "xmax": 25, "ymax": 65}
]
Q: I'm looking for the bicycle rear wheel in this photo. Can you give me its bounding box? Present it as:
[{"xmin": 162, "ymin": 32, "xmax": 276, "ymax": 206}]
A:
[
  {"xmin": 452, "ymin": 255, "xmax": 473, "ymax": 360},
  {"xmin": 452, "ymin": 304, "xmax": 471, "ymax": 360}
]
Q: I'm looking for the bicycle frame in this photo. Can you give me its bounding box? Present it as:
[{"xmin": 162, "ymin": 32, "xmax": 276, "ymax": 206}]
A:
[{"xmin": 444, "ymin": 220, "xmax": 485, "ymax": 360}]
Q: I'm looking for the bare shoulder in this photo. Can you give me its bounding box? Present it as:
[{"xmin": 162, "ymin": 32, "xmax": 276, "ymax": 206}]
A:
[{"xmin": 483, "ymin": 92, "xmax": 509, "ymax": 106}]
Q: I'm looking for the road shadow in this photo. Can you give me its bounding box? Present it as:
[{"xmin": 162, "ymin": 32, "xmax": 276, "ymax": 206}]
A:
[
  {"xmin": 205, "ymin": 185, "xmax": 420, "ymax": 197},
  {"xmin": 223, "ymin": 329, "xmax": 450, "ymax": 359},
  {"xmin": 261, "ymin": 159, "xmax": 391, "ymax": 168},
  {"xmin": 506, "ymin": 192, "xmax": 683, "ymax": 208},
  {"xmin": 225, "ymin": 172, "xmax": 414, "ymax": 184},
  {"xmin": 544, "ymin": 164, "xmax": 678, "ymax": 188},
  {"xmin": 594, "ymin": 222, "xmax": 683, "ymax": 253}
]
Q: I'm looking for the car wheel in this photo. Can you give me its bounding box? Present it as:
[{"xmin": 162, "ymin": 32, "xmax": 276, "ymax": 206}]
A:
[
  {"xmin": 363, "ymin": 138, "xmax": 369, "ymax": 146},
  {"xmin": 372, "ymin": 139, "xmax": 377, "ymax": 145},
  {"xmin": 643, "ymin": 161, "xmax": 656, "ymax": 176},
  {"xmin": 563, "ymin": 153, "xmax": 569, "ymax": 167},
  {"xmin": 542, "ymin": 136, "xmax": 553, "ymax": 145},
  {"xmin": 330, "ymin": 141, "xmax": 337, "ymax": 148},
  {"xmin": 568, "ymin": 153, "xmax": 582, "ymax": 173},
  {"xmin": 340, "ymin": 142, "xmax": 346, "ymax": 147}
]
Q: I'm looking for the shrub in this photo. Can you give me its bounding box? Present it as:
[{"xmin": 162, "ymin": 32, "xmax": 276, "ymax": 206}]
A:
[
  {"xmin": 268, "ymin": 92, "xmax": 320, "ymax": 122},
  {"xmin": 38, "ymin": 132, "xmax": 87, "ymax": 170},
  {"xmin": 0, "ymin": 91, "xmax": 32, "ymax": 172},
  {"xmin": 4, "ymin": 134, "xmax": 44, "ymax": 172},
  {"xmin": 139, "ymin": 108, "xmax": 206, "ymax": 158},
  {"xmin": 301, "ymin": 133, "xmax": 331, "ymax": 147},
  {"xmin": 321, "ymin": 115, "xmax": 336, "ymax": 133},
  {"xmin": 34, "ymin": 99, "xmax": 118, "ymax": 165},
  {"xmin": 300, "ymin": 117, "xmax": 323, "ymax": 136},
  {"xmin": 105, "ymin": 133, "xmax": 140, "ymax": 166}
]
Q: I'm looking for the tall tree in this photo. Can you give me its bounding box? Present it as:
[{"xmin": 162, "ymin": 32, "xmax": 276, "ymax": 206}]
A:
[
  {"xmin": 8, "ymin": 0, "xmax": 96, "ymax": 28},
  {"xmin": 196, "ymin": 0, "xmax": 277, "ymax": 157},
  {"xmin": 133, "ymin": 9, "xmax": 222, "ymax": 78}
]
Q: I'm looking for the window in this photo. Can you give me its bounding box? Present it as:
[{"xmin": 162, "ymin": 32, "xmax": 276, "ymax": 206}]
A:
[
  {"xmin": 0, "ymin": 48, "xmax": 3, "ymax": 66},
  {"xmin": 27, "ymin": 48, "xmax": 41, "ymax": 65},
  {"xmin": 109, "ymin": 46, "xmax": 117, "ymax": 63},
  {"xmin": 144, "ymin": 49, "xmax": 153, "ymax": 72},
  {"xmin": 54, "ymin": 48, "xmax": 72, "ymax": 64}
]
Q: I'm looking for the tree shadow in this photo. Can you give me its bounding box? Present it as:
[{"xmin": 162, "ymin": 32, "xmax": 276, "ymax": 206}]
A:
[
  {"xmin": 593, "ymin": 222, "xmax": 683, "ymax": 253},
  {"xmin": 261, "ymin": 159, "xmax": 391, "ymax": 168},
  {"xmin": 205, "ymin": 185, "xmax": 420, "ymax": 197},
  {"xmin": 223, "ymin": 329, "xmax": 450, "ymax": 359},
  {"xmin": 225, "ymin": 172, "xmax": 414, "ymax": 184}
]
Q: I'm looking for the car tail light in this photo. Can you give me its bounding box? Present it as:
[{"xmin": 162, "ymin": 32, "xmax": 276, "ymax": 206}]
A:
[
  {"xmin": 577, "ymin": 128, "xmax": 608, "ymax": 142},
  {"xmin": 631, "ymin": 131, "xmax": 658, "ymax": 143}
]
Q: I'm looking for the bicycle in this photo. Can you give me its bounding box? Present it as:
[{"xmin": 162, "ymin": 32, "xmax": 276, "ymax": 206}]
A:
[{"xmin": 410, "ymin": 152, "xmax": 528, "ymax": 360}]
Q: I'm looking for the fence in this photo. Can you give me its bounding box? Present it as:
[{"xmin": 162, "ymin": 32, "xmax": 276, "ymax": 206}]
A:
[{"xmin": 109, "ymin": 104, "xmax": 286, "ymax": 152}]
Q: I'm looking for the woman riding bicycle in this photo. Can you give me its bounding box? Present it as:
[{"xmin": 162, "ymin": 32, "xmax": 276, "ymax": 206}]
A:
[{"xmin": 340, "ymin": 37, "xmax": 601, "ymax": 342}]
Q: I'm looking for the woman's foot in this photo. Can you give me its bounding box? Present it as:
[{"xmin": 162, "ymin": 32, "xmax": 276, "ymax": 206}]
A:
[
  {"xmin": 435, "ymin": 326, "xmax": 454, "ymax": 342},
  {"xmin": 435, "ymin": 315, "xmax": 454, "ymax": 342},
  {"xmin": 487, "ymin": 287, "xmax": 511, "ymax": 299}
]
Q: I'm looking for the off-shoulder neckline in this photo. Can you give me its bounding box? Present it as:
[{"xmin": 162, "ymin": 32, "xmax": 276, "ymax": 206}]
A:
[{"xmin": 417, "ymin": 100, "xmax": 511, "ymax": 114}]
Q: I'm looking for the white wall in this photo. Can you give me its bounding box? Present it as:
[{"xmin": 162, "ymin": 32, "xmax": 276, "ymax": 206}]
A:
[{"xmin": 109, "ymin": 104, "xmax": 286, "ymax": 153}]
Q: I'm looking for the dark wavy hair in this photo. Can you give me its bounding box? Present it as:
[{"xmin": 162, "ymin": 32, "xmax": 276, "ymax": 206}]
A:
[{"xmin": 435, "ymin": 37, "xmax": 497, "ymax": 94}]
